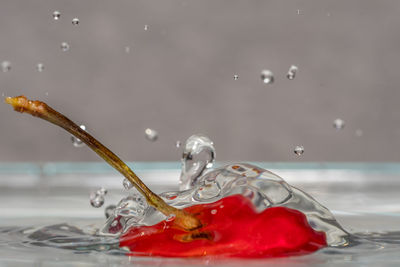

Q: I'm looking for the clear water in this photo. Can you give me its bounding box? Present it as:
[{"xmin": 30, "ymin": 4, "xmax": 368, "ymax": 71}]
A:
[{"xmin": 1, "ymin": 160, "xmax": 400, "ymax": 266}]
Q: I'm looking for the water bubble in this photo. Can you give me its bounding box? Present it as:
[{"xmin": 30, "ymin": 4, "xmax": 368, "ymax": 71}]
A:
[
  {"xmin": 72, "ymin": 18, "xmax": 79, "ymax": 25},
  {"xmin": 355, "ymin": 129, "xmax": 363, "ymax": 137},
  {"xmin": 294, "ymin": 145, "xmax": 304, "ymax": 156},
  {"xmin": 53, "ymin": 11, "xmax": 61, "ymax": 20},
  {"xmin": 260, "ymin": 70, "xmax": 274, "ymax": 84},
  {"xmin": 1, "ymin": 61, "xmax": 11, "ymax": 72},
  {"xmin": 176, "ymin": 140, "xmax": 181, "ymax": 148},
  {"xmin": 233, "ymin": 74, "xmax": 239, "ymax": 80},
  {"xmin": 105, "ymin": 205, "xmax": 116, "ymax": 218},
  {"xmin": 71, "ymin": 125, "xmax": 86, "ymax": 147},
  {"xmin": 287, "ymin": 65, "xmax": 298, "ymax": 80},
  {"xmin": 123, "ymin": 178, "xmax": 133, "ymax": 190},
  {"xmin": 125, "ymin": 46, "xmax": 130, "ymax": 54},
  {"xmin": 145, "ymin": 128, "xmax": 158, "ymax": 142},
  {"xmin": 61, "ymin": 42, "xmax": 70, "ymax": 52},
  {"xmin": 37, "ymin": 63, "xmax": 44, "ymax": 72},
  {"xmin": 90, "ymin": 192, "xmax": 105, "ymax": 208},
  {"xmin": 333, "ymin": 118, "xmax": 345, "ymax": 130},
  {"xmin": 144, "ymin": 24, "xmax": 149, "ymax": 31}
]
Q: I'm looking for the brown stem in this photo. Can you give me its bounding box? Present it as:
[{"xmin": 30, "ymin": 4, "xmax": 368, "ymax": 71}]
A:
[{"xmin": 5, "ymin": 95, "xmax": 201, "ymax": 231}]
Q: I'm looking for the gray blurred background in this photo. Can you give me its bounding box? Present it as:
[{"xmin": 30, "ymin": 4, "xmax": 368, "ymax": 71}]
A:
[{"xmin": 0, "ymin": 0, "xmax": 399, "ymax": 162}]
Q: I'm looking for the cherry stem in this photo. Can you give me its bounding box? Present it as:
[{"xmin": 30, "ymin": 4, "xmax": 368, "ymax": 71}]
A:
[{"xmin": 5, "ymin": 96, "xmax": 201, "ymax": 231}]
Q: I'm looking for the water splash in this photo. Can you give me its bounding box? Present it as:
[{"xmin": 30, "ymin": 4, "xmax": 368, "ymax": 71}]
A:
[{"xmin": 179, "ymin": 134, "xmax": 216, "ymax": 190}]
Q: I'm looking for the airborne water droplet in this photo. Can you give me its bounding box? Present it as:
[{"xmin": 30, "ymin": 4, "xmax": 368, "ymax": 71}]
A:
[
  {"xmin": 72, "ymin": 18, "xmax": 79, "ymax": 25},
  {"xmin": 145, "ymin": 128, "xmax": 158, "ymax": 142},
  {"xmin": 53, "ymin": 11, "xmax": 61, "ymax": 20},
  {"xmin": 123, "ymin": 179, "xmax": 133, "ymax": 190},
  {"xmin": 233, "ymin": 74, "xmax": 239, "ymax": 80},
  {"xmin": 1, "ymin": 61, "xmax": 11, "ymax": 72},
  {"xmin": 71, "ymin": 125, "xmax": 86, "ymax": 147},
  {"xmin": 294, "ymin": 145, "xmax": 304, "ymax": 156},
  {"xmin": 37, "ymin": 63, "xmax": 44, "ymax": 72},
  {"xmin": 125, "ymin": 46, "xmax": 130, "ymax": 53},
  {"xmin": 90, "ymin": 192, "xmax": 105, "ymax": 208},
  {"xmin": 61, "ymin": 42, "xmax": 70, "ymax": 52},
  {"xmin": 260, "ymin": 70, "xmax": 274, "ymax": 84},
  {"xmin": 176, "ymin": 140, "xmax": 181, "ymax": 148},
  {"xmin": 97, "ymin": 187, "xmax": 108, "ymax": 196},
  {"xmin": 333, "ymin": 118, "xmax": 345, "ymax": 130},
  {"xmin": 287, "ymin": 65, "xmax": 298, "ymax": 80},
  {"xmin": 144, "ymin": 24, "xmax": 149, "ymax": 31},
  {"xmin": 355, "ymin": 129, "xmax": 363, "ymax": 137}
]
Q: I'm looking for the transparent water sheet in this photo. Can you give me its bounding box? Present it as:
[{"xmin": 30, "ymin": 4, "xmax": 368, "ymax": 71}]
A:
[{"xmin": 0, "ymin": 162, "xmax": 400, "ymax": 266}]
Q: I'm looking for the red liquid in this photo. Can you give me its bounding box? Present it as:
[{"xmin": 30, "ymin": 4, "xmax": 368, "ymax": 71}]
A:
[{"xmin": 119, "ymin": 195, "xmax": 327, "ymax": 258}]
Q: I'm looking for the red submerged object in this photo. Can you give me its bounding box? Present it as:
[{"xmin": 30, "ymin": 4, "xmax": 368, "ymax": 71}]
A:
[{"xmin": 120, "ymin": 194, "xmax": 327, "ymax": 257}]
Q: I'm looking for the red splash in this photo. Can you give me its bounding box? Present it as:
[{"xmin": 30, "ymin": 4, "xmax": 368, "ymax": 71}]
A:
[{"xmin": 119, "ymin": 194, "xmax": 327, "ymax": 258}]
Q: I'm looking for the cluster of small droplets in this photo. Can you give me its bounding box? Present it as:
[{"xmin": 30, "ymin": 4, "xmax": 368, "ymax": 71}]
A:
[
  {"xmin": 1, "ymin": 61, "xmax": 11, "ymax": 72},
  {"xmin": 36, "ymin": 63, "xmax": 45, "ymax": 72},
  {"xmin": 52, "ymin": 11, "xmax": 61, "ymax": 20},
  {"xmin": 72, "ymin": 18, "xmax": 79, "ymax": 25},
  {"xmin": 61, "ymin": 42, "xmax": 70, "ymax": 52},
  {"xmin": 145, "ymin": 128, "xmax": 158, "ymax": 142},
  {"xmin": 90, "ymin": 187, "xmax": 107, "ymax": 208},
  {"xmin": 123, "ymin": 178, "xmax": 133, "ymax": 190},
  {"xmin": 287, "ymin": 65, "xmax": 298, "ymax": 80},
  {"xmin": 333, "ymin": 118, "xmax": 345, "ymax": 130},
  {"xmin": 260, "ymin": 70, "xmax": 274, "ymax": 84},
  {"xmin": 71, "ymin": 125, "xmax": 86, "ymax": 147},
  {"xmin": 294, "ymin": 145, "xmax": 304, "ymax": 156}
]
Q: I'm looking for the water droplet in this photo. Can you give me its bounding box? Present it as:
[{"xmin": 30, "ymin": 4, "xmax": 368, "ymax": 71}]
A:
[
  {"xmin": 125, "ymin": 46, "xmax": 130, "ymax": 53},
  {"xmin": 71, "ymin": 125, "xmax": 86, "ymax": 147},
  {"xmin": 123, "ymin": 178, "xmax": 133, "ymax": 190},
  {"xmin": 233, "ymin": 74, "xmax": 239, "ymax": 80},
  {"xmin": 1, "ymin": 92, "xmax": 5, "ymax": 97},
  {"xmin": 1, "ymin": 61, "xmax": 11, "ymax": 72},
  {"xmin": 144, "ymin": 24, "xmax": 149, "ymax": 31},
  {"xmin": 260, "ymin": 70, "xmax": 274, "ymax": 84},
  {"xmin": 211, "ymin": 209, "xmax": 217, "ymax": 215},
  {"xmin": 176, "ymin": 140, "xmax": 181, "ymax": 148},
  {"xmin": 297, "ymin": 9, "xmax": 301, "ymax": 15},
  {"xmin": 72, "ymin": 18, "xmax": 79, "ymax": 25},
  {"xmin": 37, "ymin": 63, "xmax": 44, "ymax": 72},
  {"xmin": 145, "ymin": 128, "xmax": 158, "ymax": 142},
  {"xmin": 333, "ymin": 118, "xmax": 345, "ymax": 130},
  {"xmin": 105, "ymin": 205, "xmax": 116, "ymax": 218},
  {"xmin": 61, "ymin": 42, "xmax": 70, "ymax": 52},
  {"xmin": 45, "ymin": 92, "xmax": 49, "ymax": 96},
  {"xmin": 294, "ymin": 145, "xmax": 304, "ymax": 156},
  {"xmin": 53, "ymin": 11, "xmax": 61, "ymax": 20},
  {"xmin": 90, "ymin": 192, "xmax": 105, "ymax": 208},
  {"xmin": 287, "ymin": 65, "xmax": 298, "ymax": 80},
  {"xmin": 355, "ymin": 129, "xmax": 363, "ymax": 137},
  {"xmin": 97, "ymin": 187, "xmax": 107, "ymax": 196}
]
